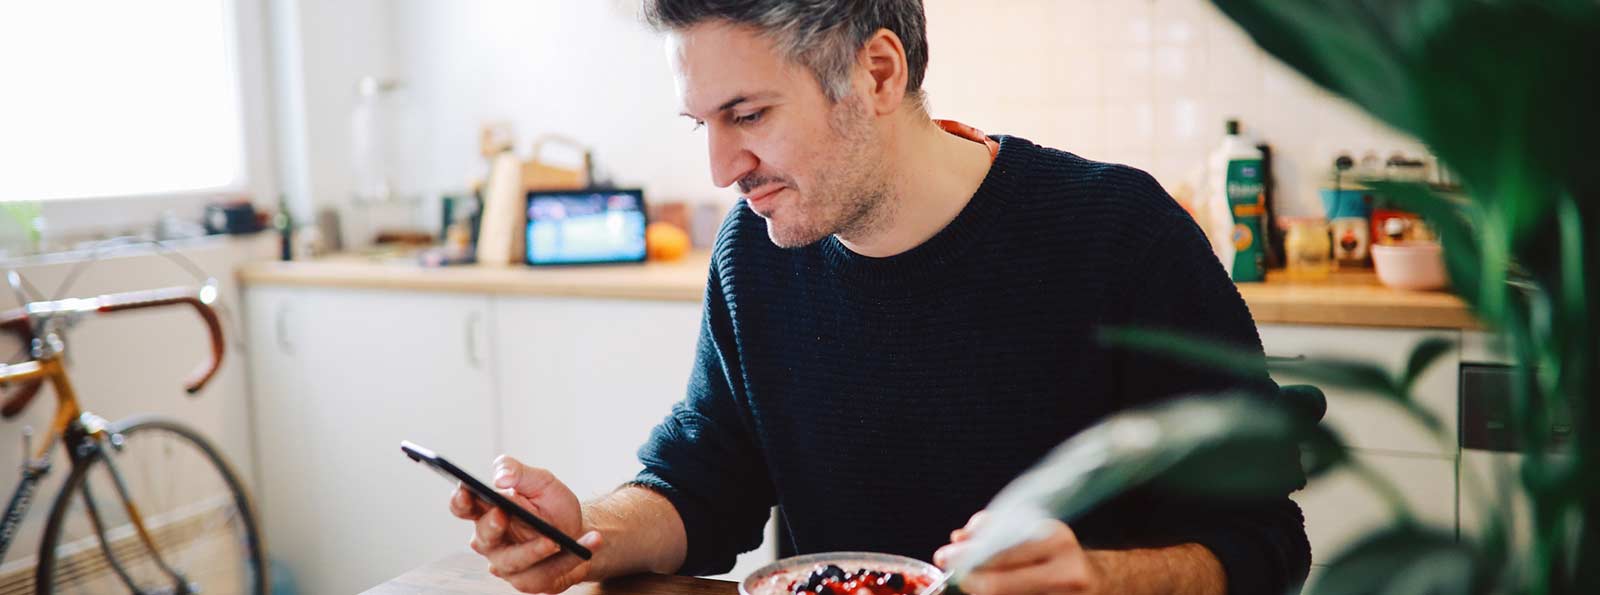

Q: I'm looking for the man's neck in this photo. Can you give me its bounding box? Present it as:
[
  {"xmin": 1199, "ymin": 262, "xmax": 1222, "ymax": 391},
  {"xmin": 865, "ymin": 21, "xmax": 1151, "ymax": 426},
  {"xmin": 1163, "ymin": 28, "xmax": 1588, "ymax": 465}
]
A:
[{"xmin": 836, "ymin": 114, "xmax": 993, "ymax": 258}]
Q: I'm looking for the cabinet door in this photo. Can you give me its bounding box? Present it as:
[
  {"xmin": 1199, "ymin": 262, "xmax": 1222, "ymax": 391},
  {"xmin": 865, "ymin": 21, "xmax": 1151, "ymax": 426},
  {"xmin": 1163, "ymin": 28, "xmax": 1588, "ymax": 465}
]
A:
[
  {"xmin": 1293, "ymin": 451, "xmax": 1457, "ymax": 586},
  {"xmin": 492, "ymin": 296, "xmax": 700, "ymax": 500},
  {"xmin": 1259, "ymin": 324, "xmax": 1461, "ymax": 455},
  {"xmin": 247, "ymin": 286, "xmax": 496, "ymax": 595},
  {"xmin": 491, "ymin": 296, "xmax": 775, "ymax": 577}
]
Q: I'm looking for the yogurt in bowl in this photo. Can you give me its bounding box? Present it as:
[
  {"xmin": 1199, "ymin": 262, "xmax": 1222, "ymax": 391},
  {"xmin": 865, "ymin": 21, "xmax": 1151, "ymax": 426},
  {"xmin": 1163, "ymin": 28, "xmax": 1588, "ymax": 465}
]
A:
[{"xmin": 741, "ymin": 552, "xmax": 946, "ymax": 595}]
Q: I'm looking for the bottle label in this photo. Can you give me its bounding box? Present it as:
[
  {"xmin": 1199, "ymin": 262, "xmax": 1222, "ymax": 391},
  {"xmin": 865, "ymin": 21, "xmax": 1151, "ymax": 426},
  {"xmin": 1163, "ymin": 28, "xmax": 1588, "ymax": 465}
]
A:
[{"xmin": 1225, "ymin": 159, "xmax": 1266, "ymax": 282}]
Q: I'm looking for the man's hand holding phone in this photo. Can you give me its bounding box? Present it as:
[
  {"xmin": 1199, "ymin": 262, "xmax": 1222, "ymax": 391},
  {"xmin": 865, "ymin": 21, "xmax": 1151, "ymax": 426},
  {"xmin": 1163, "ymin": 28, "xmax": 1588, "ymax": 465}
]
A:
[{"xmin": 448, "ymin": 455, "xmax": 604, "ymax": 594}]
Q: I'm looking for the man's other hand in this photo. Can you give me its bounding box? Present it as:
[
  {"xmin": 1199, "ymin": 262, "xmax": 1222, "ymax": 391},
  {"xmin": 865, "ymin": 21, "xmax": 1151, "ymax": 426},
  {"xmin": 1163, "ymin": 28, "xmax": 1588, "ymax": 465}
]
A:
[{"xmin": 932, "ymin": 511, "xmax": 1104, "ymax": 595}]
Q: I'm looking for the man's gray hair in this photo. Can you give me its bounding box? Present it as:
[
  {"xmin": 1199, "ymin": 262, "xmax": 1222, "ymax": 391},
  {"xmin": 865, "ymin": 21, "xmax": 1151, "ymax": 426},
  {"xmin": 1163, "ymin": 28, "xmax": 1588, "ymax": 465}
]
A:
[{"xmin": 643, "ymin": 0, "xmax": 928, "ymax": 108}]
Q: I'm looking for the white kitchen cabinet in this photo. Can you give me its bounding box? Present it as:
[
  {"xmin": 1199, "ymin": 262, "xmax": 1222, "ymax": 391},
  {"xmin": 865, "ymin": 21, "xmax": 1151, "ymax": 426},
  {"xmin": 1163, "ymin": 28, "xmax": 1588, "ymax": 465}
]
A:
[
  {"xmin": 1260, "ymin": 324, "xmax": 1461, "ymax": 456},
  {"xmin": 491, "ymin": 296, "xmax": 701, "ymax": 501},
  {"xmin": 491, "ymin": 295, "xmax": 776, "ymax": 580},
  {"xmin": 245, "ymin": 286, "xmax": 497, "ymax": 595},
  {"xmin": 1261, "ymin": 324, "xmax": 1463, "ymax": 590}
]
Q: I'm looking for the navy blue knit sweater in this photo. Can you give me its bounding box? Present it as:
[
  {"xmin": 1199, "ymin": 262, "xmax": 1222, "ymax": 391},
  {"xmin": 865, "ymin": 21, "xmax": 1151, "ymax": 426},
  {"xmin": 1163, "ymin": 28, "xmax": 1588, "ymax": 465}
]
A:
[{"xmin": 633, "ymin": 135, "xmax": 1311, "ymax": 595}]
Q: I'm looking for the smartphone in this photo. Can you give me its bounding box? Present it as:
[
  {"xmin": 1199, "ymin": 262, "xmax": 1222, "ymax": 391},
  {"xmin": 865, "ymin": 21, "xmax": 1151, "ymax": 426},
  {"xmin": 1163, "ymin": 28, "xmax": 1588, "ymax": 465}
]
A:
[{"xmin": 401, "ymin": 440, "xmax": 593, "ymax": 560}]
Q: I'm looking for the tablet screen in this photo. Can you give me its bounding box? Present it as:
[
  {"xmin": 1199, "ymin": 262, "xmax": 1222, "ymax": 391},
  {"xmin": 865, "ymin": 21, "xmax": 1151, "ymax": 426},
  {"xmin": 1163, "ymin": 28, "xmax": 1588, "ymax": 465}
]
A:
[{"xmin": 525, "ymin": 189, "xmax": 648, "ymax": 265}]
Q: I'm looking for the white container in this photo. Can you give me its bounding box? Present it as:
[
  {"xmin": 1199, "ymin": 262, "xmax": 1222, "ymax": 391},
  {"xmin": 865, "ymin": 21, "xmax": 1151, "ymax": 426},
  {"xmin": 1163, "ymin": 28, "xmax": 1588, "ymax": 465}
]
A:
[{"xmin": 1372, "ymin": 242, "xmax": 1449, "ymax": 291}]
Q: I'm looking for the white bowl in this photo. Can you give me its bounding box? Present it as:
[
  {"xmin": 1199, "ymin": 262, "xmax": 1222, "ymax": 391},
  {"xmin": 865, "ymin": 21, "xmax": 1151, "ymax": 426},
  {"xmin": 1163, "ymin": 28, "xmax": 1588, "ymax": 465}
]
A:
[
  {"xmin": 740, "ymin": 552, "xmax": 946, "ymax": 595},
  {"xmin": 1372, "ymin": 242, "xmax": 1449, "ymax": 291}
]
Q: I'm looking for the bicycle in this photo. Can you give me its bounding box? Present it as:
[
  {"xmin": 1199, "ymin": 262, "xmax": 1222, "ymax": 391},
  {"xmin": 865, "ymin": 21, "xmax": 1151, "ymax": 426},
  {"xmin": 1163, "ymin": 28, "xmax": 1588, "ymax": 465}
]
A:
[{"xmin": 0, "ymin": 263, "xmax": 266, "ymax": 594}]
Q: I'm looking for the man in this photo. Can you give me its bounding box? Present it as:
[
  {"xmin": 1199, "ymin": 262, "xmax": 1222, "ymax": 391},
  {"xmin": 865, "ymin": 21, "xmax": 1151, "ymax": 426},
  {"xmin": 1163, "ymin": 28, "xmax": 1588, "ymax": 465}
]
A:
[{"xmin": 449, "ymin": 1, "xmax": 1312, "ymax": 594}]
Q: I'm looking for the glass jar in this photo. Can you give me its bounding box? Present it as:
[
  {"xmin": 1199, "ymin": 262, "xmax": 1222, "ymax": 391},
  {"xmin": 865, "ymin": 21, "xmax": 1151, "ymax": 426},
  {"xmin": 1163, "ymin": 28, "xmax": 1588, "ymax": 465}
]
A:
[
  {"xmin": 350, "ymin": 76, "xmax": 418, "ymax": 203},
  {"xmin": 1284, "ymin": 218, "xmax": 1331, "ymax": 281}
]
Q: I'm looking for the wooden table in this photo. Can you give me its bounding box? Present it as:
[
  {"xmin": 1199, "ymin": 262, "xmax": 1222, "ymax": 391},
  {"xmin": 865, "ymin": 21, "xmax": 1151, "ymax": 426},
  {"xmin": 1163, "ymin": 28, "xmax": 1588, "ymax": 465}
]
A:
[{"xmin": 362, "ymin": 551, "xmax": 738, "ymax": 595}]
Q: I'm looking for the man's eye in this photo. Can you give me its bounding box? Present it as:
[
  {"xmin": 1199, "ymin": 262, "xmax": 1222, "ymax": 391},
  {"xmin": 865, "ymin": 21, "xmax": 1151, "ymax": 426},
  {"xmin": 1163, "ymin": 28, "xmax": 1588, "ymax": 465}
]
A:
[{"xmin": 734, "ymin": 109, "xmax": 766, "ymax": 126}]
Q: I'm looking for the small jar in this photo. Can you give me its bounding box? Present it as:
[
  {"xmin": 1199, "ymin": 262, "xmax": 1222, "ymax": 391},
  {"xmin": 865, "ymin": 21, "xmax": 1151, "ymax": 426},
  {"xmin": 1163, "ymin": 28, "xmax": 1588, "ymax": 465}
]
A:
[{"xmin": 1283, "ymin": 217, "xmax": 1331, "ymax": 282}]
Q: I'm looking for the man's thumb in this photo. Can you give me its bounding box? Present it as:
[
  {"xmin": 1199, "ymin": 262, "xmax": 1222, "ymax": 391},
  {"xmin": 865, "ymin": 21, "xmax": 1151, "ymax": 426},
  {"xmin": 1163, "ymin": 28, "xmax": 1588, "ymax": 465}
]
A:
[{"xmin": 494, "ymin": 457, "xmax": 557, "ymax": 495}]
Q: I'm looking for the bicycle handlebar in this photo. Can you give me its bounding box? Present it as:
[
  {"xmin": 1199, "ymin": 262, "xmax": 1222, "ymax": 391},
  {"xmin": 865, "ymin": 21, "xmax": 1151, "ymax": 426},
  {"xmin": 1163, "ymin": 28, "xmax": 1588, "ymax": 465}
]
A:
[
  {"xmin": 0, "ymin": 283, "xmax": 225, "ymax": 419},
  {"xmin": 96, "ymin": 284, "xmax": 226, "ymax": 394}
]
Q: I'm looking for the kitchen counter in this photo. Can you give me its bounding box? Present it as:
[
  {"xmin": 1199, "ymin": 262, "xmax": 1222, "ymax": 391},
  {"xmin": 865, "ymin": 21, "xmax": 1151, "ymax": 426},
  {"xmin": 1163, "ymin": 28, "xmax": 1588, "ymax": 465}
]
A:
[
  {"xmin": 239, "ymin": 252, "xmax": 711, "ymax": 302},
  {"xmin": 1239, "ymin": 270, "xmax": 1481, "ymax": 329},
  {"xmin": 239, "ymin": 254, "xmax": 1481, "ymax": 329}
]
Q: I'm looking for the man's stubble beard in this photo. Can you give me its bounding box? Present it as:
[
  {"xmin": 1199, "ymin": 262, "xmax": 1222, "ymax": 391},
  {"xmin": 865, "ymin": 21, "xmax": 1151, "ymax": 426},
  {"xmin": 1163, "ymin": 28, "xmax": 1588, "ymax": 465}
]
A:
[{"xmin": 764, "ymin": 95, "xmax": 894, "ymax": 248}]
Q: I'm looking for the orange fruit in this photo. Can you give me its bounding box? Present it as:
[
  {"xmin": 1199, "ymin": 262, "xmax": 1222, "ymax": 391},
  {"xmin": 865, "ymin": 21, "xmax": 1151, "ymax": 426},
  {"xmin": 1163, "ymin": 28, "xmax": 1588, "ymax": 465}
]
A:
[{"xmin": 647, "ymin": 222, "xmax": 691, "ymax": 261}]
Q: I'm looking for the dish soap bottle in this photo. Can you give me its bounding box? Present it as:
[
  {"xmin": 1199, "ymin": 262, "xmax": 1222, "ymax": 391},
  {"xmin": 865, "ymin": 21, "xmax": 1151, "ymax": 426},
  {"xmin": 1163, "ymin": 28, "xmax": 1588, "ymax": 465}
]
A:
[{"xmin": 1208, "ymin": 119, "xmax": 1267, "ymax": 282}]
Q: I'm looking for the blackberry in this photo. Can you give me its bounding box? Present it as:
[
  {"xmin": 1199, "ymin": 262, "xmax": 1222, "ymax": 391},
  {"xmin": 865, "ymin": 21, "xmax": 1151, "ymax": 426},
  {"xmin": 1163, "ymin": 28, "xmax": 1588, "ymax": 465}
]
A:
[{"xmin": 880, "ymin": 573, "xmax": 906, "ymax": 590}]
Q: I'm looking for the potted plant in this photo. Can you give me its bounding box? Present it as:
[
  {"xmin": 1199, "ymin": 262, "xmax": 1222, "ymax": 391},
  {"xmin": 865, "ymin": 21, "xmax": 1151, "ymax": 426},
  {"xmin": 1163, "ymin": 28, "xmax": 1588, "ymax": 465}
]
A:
[{"xmin": 955, "ymin": 2, "xmax": 1596, "ymax": 593}]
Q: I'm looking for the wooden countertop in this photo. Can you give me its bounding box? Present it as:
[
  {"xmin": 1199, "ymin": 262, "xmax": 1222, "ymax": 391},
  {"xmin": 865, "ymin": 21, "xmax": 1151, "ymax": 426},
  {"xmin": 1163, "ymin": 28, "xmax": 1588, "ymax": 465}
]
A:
[
  {"xmin": 361, "ymin": 550, "xmax": 735, "ymax": 595},
  {"xmin": 239, "ymin": 253, "xmax": 711, "ymax": 302},
  {"xmin": 239, "ymin": 254, "xmax": 1481, "ymax": 330},
  {"xmin": 1239, "ymin": 270, "xmax": 1481, "ymax": 329}
]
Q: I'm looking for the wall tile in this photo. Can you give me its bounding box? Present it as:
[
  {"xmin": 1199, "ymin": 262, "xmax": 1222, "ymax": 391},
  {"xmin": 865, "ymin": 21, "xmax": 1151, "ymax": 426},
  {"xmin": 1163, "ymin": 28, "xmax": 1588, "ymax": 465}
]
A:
[
  {"xmin": 1154, "ymin": 44, "xmax": 1206, "ymax": 93},
  {"xmin": 1050, "ymin": 48, "xmax": 1103, "ymax": 100},
  {"xmin": 1153, "ymin": 0, "xmax": 1208, "ymax": 46},
  {"xmin": 1052, "ymin": 0, "xmax": 1105, "ymax": 48},
  {"xmin": 1101, "ymin": 47, "xmax": 1154, "ymax": 99},
  {"xmin": 392, "ymin": 0, "xmax": 1431, "ymax": 219},
  {"xmin": 1100, "ymin": 0, "xmax": 1155, "ymax": 47}
]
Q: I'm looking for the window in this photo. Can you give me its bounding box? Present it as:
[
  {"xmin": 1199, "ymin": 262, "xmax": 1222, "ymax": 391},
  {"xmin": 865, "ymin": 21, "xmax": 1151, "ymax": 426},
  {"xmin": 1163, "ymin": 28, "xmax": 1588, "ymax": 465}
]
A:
[{"xmin": 0, "ymin": 1, "xmax": 247, "ymax": 202}]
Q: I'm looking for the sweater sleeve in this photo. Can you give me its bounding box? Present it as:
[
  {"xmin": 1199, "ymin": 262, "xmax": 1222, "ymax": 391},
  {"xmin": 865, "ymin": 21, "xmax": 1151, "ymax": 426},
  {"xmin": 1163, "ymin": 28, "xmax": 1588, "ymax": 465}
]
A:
[
  {"xmin": 631, "ymin": 256, "xmax": 776, "ymax": 576},
  {"xmin": 1104, "ymin": 209, "xmax": 1313, "ymax": 595}
]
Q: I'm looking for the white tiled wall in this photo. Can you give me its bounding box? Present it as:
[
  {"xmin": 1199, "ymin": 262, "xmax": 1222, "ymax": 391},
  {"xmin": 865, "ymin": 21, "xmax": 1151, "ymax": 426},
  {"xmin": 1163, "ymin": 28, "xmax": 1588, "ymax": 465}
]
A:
[
  {"xmin": 921, "ymin": 0, "xmax": 1427, "ymax": 217},
  {"xmin": 388, "ymin": 0, "xmax": 1427, "ymax": 219}
]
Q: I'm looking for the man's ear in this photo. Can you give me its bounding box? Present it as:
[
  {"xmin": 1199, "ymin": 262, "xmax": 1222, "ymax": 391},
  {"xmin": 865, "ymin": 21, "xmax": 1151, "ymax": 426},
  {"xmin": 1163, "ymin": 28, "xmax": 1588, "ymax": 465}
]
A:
[{"xmin": 857, "ymin": 28, "xmax": 911, "ymax": 115}]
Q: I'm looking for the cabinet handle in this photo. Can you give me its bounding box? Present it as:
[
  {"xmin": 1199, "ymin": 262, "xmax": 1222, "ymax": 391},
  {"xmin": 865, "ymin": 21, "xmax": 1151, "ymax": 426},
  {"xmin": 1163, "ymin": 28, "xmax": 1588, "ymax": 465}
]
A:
[
  {"xmin": 465, "ymin": 311, "xmax": 482, "ymax": 369},
  {"xmin": 1266, "ymin": 354, "xmax": 1307, "ymax": 363},
  {"xmin": 275, "ymin": 303, "xmax": 294, "ymax": 356}
]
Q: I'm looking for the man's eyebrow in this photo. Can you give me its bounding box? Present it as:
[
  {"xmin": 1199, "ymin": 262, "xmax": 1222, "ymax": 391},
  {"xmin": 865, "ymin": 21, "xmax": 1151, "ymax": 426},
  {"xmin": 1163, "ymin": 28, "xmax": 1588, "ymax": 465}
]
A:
[{"xmin": 680, "ymin": 92, "xmax": 777, "ymax": 119}]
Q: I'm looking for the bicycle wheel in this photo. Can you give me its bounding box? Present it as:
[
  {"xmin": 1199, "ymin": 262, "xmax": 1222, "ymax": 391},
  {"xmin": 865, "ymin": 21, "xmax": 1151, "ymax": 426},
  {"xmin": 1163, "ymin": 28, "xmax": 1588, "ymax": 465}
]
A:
[{"xmin": 35, "ymin": 415, "xmax": 266, "ymax": 595}]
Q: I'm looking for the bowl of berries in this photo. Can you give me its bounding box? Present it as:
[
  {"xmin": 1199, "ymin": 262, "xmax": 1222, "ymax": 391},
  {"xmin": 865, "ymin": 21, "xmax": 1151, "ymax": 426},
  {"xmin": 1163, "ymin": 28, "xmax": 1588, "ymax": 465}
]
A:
[{"xmin": 740, "ymin": 552, "xmax": 946, "ymax": 595}]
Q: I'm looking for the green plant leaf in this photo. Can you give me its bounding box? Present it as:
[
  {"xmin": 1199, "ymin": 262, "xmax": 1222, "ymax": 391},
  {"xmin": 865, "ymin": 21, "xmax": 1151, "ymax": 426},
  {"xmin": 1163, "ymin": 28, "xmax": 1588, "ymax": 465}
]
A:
[
  {"xmin": 1208, "ymin": 1, "xmax": 1418, "ymax": 133},
  {"xmin": 1102, "ymin": 326, "xmax": 1401, "ymax": 398},
  {"xmin": 1400, "ymin": 336, "xmax": 1456, "ymax": 396},
  {"xmin": 944, "ymin": 396, "xmax": 1308, "ymax": 582},
  {"xmin": 1310, "ymin": 524, "xmax": 1476, "ymax": 595},
  {"xmin": 1365, "ymin": 181, "xmax": 1486, "ymax": 314},
  {"xmin": 1098, "ymin": 327, "xmax": 1267, "ymax": 380},
  {"xmin": 1268, "ymin": 358, "xmax": 1399, "ymax": 400},
  {"xmin": 1556, "ymin": 193, "xmax": 1589, "ymax": 342},
  {"xmin": 1103, "ymin": 327, "xmax": 1447, "ymax": 434},
  {"xmin": 1299, "ymin": 423, "xmax": 1348, "ymax": 480}
]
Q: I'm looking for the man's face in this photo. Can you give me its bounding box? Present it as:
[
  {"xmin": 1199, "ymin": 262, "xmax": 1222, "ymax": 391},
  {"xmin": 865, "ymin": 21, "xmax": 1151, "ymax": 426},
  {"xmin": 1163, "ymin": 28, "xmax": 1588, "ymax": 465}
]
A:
[{"xmin": 670, "ymin": 22, "xmax": 888, "ymax": 248}]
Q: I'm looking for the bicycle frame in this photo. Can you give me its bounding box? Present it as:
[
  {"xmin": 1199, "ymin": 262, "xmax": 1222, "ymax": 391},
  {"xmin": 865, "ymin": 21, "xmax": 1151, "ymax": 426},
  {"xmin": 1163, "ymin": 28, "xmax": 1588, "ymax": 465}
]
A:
[
  {"xmin": 0, "ymin": 356, "xmax": 70, "ymax": 565},
  {"xmin": 0, "ymin": 282, "xmax": 225, "ymax": 591}
]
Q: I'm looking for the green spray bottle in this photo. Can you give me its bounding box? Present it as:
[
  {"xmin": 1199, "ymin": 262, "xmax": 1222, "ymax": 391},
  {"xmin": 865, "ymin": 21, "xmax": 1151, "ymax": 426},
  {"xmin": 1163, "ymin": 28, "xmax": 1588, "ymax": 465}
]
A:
[{"xmin": 1216, "ymin": 119, "xmax": 1266, "ymax": 282}]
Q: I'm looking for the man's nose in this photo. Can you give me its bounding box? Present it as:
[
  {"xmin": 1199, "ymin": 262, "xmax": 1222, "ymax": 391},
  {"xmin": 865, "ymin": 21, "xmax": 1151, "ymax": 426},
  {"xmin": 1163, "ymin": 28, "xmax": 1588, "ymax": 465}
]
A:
[{"xmin": 707, "ymin": 125, "xmax": 757, "ymax": 189}]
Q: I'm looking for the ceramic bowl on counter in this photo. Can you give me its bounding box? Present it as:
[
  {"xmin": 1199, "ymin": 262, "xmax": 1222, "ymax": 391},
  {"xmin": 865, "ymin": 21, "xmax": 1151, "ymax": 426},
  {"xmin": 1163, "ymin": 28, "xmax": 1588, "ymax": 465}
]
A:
[
  {"xmin": 741, "ymin": 552, "xmax": 946, "ymax": 595},
  {"xmin": 1372, "ymin": 242, "xmax": 1449, "ymax": 291}
]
